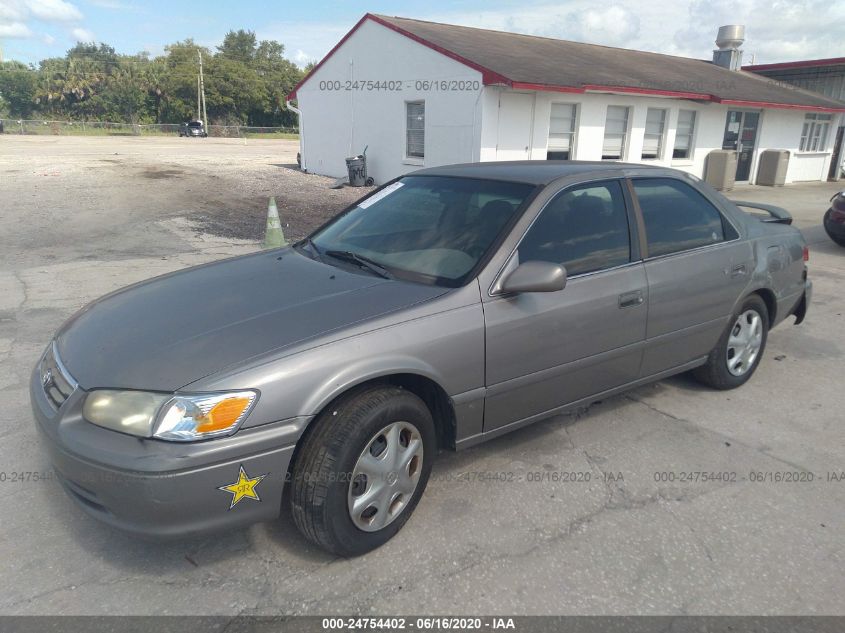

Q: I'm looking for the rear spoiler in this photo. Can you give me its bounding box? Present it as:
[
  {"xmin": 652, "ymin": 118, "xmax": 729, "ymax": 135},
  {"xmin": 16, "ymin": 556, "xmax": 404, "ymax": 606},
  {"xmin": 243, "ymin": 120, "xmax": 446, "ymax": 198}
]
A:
[{"xmin": 730, "ymin": 200, "xmax": 793, "ymax": 225}]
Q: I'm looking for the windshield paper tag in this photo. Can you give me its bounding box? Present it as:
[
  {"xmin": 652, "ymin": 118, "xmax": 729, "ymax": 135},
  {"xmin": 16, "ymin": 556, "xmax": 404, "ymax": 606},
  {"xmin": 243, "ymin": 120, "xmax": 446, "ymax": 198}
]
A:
[{"xmin": 357, "ymin": 182, "xmax": 404, "ymax": 209}]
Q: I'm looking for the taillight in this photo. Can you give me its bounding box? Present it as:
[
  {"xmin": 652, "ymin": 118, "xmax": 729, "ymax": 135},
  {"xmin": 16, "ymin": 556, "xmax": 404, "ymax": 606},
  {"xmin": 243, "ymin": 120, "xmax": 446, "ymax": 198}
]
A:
[{"xmin": 803, "ymin": 246, "xmax": 809, "ymax": 262}]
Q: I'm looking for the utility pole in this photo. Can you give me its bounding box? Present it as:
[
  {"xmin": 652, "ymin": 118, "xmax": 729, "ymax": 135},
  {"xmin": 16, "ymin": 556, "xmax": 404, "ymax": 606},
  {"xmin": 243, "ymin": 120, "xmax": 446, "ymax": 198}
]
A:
[
  {"xmin": 198, "ymin": 51, "xmax": 209, "ymax": 129},
  {"xmin": 197, "ymin": 75, "xmax": 201, "ymax": 121}
]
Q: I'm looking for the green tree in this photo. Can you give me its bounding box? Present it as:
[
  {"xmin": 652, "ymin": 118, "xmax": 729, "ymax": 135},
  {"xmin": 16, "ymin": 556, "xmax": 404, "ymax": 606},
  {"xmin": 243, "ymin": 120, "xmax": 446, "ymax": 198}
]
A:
[
  {"xmin": 1, "ymin": 31, "xmax": 305, "ymax": 126},
  {"xmin": 159, "ymin": 39, "xmax": 209, "ymax": 122},
  {"xmin": 218, "ymin": 30, "xmax": 258, "ymax": 64},
  {"xmin": 0, "ymin": 61, "xmax": 39, "ymax": 118},
  {"xmin": 253, "ymin": 39, "xmax": 302, "ymax": 126},
  {"xmin": 99, "ymin": 62, "xmax": 150, "ymax": 122}
]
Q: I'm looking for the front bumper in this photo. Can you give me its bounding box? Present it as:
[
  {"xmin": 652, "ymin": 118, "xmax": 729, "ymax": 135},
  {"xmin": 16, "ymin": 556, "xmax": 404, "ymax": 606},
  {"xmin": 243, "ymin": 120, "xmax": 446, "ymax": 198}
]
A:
[{"xmin": 30, "ymin": 365, "xmax": 303, "ymax": 539}]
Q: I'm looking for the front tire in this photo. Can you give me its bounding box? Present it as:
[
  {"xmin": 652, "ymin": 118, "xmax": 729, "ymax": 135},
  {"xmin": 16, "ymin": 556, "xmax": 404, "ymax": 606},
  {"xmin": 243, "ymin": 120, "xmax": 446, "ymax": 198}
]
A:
[
  {"xmin": 693, "ymin": 294, "xmax": 769, "ymax": 390},
  {"xmin": 290, "ymin": 385, "xmax": 436, "ymax": 556}
]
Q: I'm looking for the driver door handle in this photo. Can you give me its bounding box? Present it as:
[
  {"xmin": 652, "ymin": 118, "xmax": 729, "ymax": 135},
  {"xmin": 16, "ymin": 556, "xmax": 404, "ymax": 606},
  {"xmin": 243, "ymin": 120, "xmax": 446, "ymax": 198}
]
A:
[{"xmin": 619, "ymin": 290, "xmax": 644, "ymax": 308}]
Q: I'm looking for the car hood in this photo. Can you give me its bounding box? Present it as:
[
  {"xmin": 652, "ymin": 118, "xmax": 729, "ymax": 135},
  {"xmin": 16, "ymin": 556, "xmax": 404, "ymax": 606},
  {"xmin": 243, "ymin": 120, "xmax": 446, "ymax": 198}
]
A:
[{"xmin": 57, "ymin": 249, "xmax": 447, "ymax": 391}]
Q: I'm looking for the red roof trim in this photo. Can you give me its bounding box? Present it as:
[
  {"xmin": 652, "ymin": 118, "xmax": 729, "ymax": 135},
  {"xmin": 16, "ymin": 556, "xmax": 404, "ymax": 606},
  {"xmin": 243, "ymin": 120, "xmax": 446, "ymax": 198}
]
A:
[
  {"xmin": 715, "ymin": 98, "xmax": 845, "ymax": 113},
  {"xmin": 743, "ymin": 57, "xmax": 845, "ymax": 72}
]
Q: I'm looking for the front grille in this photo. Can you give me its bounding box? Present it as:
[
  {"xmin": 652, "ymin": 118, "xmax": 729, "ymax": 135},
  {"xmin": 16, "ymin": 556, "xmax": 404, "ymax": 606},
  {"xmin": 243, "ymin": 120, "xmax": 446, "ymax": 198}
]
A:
[{"xmin": 40, "ymin": 341, "xmax": 77, "ymax": 410}]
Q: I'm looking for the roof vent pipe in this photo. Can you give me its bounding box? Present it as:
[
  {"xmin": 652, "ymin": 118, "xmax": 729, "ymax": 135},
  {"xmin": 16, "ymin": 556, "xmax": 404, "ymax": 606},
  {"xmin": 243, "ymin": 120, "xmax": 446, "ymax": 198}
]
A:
[{"xmin": 713, "ymin": 25, "xmax": 745, "ymax": 71}]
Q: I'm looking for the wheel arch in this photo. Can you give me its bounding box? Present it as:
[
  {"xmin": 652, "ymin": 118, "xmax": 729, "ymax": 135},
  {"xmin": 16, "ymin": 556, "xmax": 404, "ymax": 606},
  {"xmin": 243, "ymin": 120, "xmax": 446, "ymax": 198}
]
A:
[
  {"xmin": 298, "ymin": 368, "xmax": 458, "ymax": 453},
  {"xmin": 749, "ymin": 287, "xmax": 777, "ymax": 326}
]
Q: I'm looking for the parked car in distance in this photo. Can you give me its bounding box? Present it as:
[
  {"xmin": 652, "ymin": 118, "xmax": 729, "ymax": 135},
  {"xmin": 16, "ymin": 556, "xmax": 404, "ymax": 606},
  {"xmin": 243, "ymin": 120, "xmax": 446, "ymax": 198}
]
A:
[
  {"xmin": 31, "ymin": 162, "xmax": 811, "ymax": 556},
  {"xmin": 179, "ymin": 120, "xmax": 207, "ymax": 137},
  {"xmin": 823, "ymin": 190, "xmax": 845, "ymax": 246}
]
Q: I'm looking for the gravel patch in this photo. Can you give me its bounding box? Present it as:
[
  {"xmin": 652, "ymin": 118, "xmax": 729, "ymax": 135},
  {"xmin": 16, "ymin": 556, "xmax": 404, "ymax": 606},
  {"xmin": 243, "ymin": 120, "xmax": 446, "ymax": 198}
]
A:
[{"xmin": 189, "ymin": 166, "xmax": 374, "ymax": 242}]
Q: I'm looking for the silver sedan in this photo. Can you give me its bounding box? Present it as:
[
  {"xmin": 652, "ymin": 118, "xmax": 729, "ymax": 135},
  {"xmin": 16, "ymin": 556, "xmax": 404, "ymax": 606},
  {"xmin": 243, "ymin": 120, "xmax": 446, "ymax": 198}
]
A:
[{"xmin": 31, "ymin": 161, "xmax": 811, "ymax": 555}]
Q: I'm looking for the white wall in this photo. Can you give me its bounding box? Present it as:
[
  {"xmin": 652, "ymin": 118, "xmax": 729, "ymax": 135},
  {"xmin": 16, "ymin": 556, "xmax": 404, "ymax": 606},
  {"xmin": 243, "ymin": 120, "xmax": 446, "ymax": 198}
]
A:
[
  {"xmin": 755, "ymin": 109, "xmax": 842, "ymax": 183},
  {"xmin": 479, "ymin": 89, "xmax": 835, "ymax": 183},
  {"xmin": 480, "ymin": 89, "xmax": 725, "ymax": 172},
  {"xmin": 296, "ymin": 19, "xmax": 483, "ymax": 184}
]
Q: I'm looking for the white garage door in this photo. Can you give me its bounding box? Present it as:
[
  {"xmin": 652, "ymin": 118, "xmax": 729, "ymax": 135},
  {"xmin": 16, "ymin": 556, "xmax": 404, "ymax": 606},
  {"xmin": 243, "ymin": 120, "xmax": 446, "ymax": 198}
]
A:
[{"xmin": 496, "ymin": 93, "xmax": 534, "ymax": 161}]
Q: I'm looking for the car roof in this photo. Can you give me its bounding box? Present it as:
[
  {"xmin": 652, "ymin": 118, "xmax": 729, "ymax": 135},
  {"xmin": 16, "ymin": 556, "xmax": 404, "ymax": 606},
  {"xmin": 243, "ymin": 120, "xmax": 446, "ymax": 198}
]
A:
[{"xmin": 410, "ymin": 161, "xmax": 661, "ymax": 185}]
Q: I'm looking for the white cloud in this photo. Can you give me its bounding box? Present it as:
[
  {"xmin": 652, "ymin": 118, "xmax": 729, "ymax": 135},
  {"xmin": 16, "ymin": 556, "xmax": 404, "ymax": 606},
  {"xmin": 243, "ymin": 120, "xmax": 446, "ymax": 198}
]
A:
[
  {"xmin": 86, "ymin": 0, "xmax": 129, "ymax": 9},
  {"xmin": 70, "ymin": 25, "xmax": 91, "ymax": 40},
  {"xmin": 27, "ymin": 0, "xmax": 82, "ymax": 22},
  {"xmin": 0, "ymin": 2, "xmax": 28, "ymax": 21},
  {"xmin": 0, "ymin": 0, "xmax": 91, "ymax": 47},
  {"xmin": 293, "ymin": 49, "xmax": 315, "ymax": 66},
  {"xmin": 257, "ymin": 20, "xmax": 350, "ymax": 68},
  {"xmin": 0, "ymin": 21, "xmax": 32, "ymax": 37},
  {"xmin": 280, "ymin": 1, "xmax": 843, "ymax": 70}
]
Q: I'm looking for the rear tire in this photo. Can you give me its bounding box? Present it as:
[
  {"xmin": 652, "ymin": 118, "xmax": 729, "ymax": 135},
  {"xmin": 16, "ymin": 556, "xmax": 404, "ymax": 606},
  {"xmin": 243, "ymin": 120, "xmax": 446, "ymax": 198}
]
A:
[
  {"xmin": 290, "ymin": 385, "xmax": 435, "ymax": 556},
  {"xmin": 693, "ymin": 294, "xmax": 769, "ymax": 390}
]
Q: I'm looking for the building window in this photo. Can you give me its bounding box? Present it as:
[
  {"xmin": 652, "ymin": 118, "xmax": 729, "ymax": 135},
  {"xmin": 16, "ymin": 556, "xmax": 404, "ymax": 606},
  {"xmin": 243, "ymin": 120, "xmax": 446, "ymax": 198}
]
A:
[
  {"xmin": 642, "ymin": 108, "xmax": 667, "ymax": 159},
  {"xmin": 799, "ymin": 113, "xmax": 832, "ymax": 152},
  {"xmin": 547, "ymin": 103, "xmax": 577, "ymax": 160},
  {"xmin": 673, "ymin": 110, "xmax": 696, "ymax": 159},
  {"xmin": 406, "ymin": 101, "xmax": 425, "ymax": 159},
  {"xmin": 603, "ymin": 106, "xmax": 629, "ymax": 160}
]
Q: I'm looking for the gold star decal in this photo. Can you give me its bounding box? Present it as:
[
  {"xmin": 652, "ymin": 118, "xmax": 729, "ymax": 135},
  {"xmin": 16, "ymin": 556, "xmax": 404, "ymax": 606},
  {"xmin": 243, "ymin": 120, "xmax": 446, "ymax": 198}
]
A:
[{"xmin": 217, "ymin": 465, "xmax": 267, "ymax": 510}]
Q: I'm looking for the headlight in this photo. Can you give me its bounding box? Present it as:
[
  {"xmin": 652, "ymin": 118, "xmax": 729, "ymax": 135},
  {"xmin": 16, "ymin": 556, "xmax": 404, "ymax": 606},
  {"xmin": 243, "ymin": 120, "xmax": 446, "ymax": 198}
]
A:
[
  {"xmin": 153, "ymin": 391, "xmax": 257, "ymax": 442},
  {"xmin": 83, "ymin": 390, "xmax": 169, "ymax": 437},
  {"xmin": 82, "ymin": 390, "xmax": 258, "ymax": 442}
]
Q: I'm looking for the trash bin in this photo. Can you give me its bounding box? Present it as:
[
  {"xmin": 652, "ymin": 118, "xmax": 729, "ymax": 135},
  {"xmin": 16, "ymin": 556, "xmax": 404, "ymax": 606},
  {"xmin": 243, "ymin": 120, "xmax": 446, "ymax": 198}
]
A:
[
  {"xmin": 756, "ymin": 149, "xmax": 789, "ymax": 186},
  {"xmin": 346, "ymin": 154, "xmax": 367, "ymax": 187},
  {"xmin": 704, "ymin": 149, "xmax": 737, "ymax": 191}
]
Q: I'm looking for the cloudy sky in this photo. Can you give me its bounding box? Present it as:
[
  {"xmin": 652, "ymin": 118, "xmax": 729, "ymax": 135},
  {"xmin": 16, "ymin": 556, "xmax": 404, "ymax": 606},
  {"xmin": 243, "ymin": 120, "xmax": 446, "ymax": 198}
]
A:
[{"xmin": 1, "ymin": 0, "xmax": 843, "ymax": 67}]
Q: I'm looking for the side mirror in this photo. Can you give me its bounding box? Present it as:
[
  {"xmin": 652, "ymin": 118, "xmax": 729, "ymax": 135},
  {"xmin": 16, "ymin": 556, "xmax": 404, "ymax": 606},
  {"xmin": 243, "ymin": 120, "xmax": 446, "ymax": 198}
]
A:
[{"xmin": 500, "ymin": 261, "xmax": 567, "ymax": 294}]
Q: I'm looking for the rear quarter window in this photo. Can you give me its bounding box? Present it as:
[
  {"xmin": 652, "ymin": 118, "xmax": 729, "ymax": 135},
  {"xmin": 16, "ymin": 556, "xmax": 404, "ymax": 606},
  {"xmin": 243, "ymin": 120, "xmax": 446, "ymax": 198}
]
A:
[{"xmin": 633, "ymin": 178, "xmax": 737, "ymax": 257}]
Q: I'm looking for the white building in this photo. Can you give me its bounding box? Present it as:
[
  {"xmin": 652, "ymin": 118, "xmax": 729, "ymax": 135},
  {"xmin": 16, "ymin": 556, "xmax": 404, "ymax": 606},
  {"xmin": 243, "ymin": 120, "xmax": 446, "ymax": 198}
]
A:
[{"xmin": 288, "ymin": 14, "xmax": 845, "ymax": 186}]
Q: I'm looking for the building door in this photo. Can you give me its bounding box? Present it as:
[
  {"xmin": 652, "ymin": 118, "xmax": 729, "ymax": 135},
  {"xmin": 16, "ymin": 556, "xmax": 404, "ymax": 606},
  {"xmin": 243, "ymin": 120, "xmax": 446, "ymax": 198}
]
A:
[
  {"xmin": 496, "ymin": 92, "xmax": 534, "ymax": 160},
  {"xmin": 829, "ymin": 126, "xmax": 844, "ymax": 181},
  {"xmin": 722, "ymin": 110, "xmax": 760, "ymax": 181}
]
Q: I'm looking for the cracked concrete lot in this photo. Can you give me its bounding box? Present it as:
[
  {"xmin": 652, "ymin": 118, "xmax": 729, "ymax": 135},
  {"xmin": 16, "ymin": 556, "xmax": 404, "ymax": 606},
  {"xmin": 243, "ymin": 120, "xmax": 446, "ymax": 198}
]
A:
[{"xmin": 0, "ymin": 136, "xmax": 843, "ymax": 616}]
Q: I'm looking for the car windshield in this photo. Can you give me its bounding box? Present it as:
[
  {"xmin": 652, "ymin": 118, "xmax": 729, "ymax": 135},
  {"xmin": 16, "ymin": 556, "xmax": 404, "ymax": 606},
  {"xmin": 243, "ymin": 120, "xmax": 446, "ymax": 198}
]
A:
[
  {"xmin": 188, "ymin": 122, "xmax": 203, "ymax": 128},
  {"xmin": 309, "ymin": 176, "xmax": 535, "ymax": 286}
]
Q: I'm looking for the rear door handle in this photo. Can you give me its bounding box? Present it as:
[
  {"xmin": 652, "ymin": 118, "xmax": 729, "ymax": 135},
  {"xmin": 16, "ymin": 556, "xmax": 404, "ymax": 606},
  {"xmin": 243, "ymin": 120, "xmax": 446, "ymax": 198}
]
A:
[{"xmin": 619, "ymin": 290, "xmax": 644, "ymax": 308}]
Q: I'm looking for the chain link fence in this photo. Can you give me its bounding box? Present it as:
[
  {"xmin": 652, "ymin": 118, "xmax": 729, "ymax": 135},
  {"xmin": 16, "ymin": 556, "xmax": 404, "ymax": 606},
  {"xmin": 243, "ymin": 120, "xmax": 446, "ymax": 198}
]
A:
[{"xmin": 0, "ymin": 119, "xmax": 298, "ymax": 139}]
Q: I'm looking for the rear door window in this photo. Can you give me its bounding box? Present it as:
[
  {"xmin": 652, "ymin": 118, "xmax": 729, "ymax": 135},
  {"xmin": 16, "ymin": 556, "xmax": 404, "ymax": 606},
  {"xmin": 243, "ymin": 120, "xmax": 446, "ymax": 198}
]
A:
[{"xmin": 632, "ymin": 178, "xmax": 737, "ymax": 257}]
